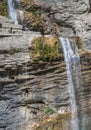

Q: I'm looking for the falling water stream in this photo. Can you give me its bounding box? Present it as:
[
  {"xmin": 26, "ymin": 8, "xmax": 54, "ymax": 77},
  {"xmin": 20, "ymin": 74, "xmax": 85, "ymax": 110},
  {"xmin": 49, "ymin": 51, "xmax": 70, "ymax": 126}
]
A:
[
  {"xmin": 7, "ymin": 0, "xmax": 24, "ymax": 24},
  {"xmin": 59, "ymin": 37, "xmax": 81, "ymax": 130},
  {"xmin": 7, "ymin": 0, "xmax": 82, "ymax": 129},
  {"xmin": 7, "ymin": 0, "xmax": 18, "ymax": 24}
]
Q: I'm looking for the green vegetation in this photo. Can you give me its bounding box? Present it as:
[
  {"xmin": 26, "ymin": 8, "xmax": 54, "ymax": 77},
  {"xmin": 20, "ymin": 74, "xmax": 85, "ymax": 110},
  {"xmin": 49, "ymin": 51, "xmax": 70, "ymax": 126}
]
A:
[
  {"xmin": 75, "ymin": 36, "xmax": 83, "ymax": 49},
  {"xmin": 30, "ymin": 36, "xmax": 62, "ymax": 62},
  {"xmin": 24, "ymin": 1, "xmax": 44, "ymax": 31},
  {"xmin": 33, "ymin": 113, "xmax": 71, "ymax": 130},
  {"xmin": 44, "ymin": 107, "xmax": 56, "ymax": 115},
  {"xmin": 0, "ymin": 0, "xmax": 8, "ymax": 16},
  {"xmin": 34, "ymin": 10, "xmax": 41, "ymax": 15},
  {"xmin": 28, "ymin": 11, "xmax": 44, "ymax": 31}
]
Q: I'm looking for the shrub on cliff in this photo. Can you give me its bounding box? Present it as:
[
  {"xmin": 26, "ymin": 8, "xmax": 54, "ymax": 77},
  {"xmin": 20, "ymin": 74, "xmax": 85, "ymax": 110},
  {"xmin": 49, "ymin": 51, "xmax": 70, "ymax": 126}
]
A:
[
  {"xmin": 29, "ymin": 36, "xmax": 62, "ymax": 62},
  {"xmin": 0, "ymin": 0, "xmax": 8, "ymax": 16}
]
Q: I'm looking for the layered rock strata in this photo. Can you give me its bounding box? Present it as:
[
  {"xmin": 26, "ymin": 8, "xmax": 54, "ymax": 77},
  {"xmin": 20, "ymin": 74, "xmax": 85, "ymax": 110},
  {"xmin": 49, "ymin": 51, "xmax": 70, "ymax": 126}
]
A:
[
  {"xmin": 20, "ymin": 0, "xmax": 91, "ymax": 50},
  {"xmin": 0, "ymin": 25, "xmax": 91, "ymax": 130},
  {"xmin": 0, "ymin": 16, "xmax": 70, "ymax": 130},
  {"xmin": 0, "ymin": 0, "xmax": 91, "ymax": 128}
]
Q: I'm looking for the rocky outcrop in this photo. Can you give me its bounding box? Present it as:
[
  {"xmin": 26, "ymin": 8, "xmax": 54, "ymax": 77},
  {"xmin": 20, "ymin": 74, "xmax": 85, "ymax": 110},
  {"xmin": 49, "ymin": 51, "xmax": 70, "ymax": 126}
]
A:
[
  {"xmin": 0, "ymin": 16, "xmax": 91, "ymax": 130},
  {"xmin": 0, "ymin": 0, "xmax": 91, "ymax": 129},
  {"xmin": 21, "ymin": 0, "xmax": 91, "ymax": 50},
  {"xmin": 0, "ymin": 16, "xmax": 70, "ymax": 130},
  {"xmin": 29, "ymin": 36, "xmax": 62, "ymax": 62},
  {"xmin": 79, "ymin": 49, "xmax": 91, "ymax": 112},
  {"xmin": 0, "ymin": 35, "xmax": 69, "ymax": 129},
  {"xmin": 78, "ymin": 49, "xmax": 91, "ymax": 130},
  {"xmin": 1, "ymin": 0, "xmax": 91, "ymax": 50}
]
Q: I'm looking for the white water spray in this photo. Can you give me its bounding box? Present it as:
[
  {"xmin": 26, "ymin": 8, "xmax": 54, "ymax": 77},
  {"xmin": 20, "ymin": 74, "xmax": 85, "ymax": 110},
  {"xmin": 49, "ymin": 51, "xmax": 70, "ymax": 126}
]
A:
[
  {"xmin": 7, "ymin": 0, "xmax": 24, "ymax": 24},
  {"xmin": 7, "ymin": 0, "xmax": 18, "ymax": 24},
  {"xmin": 59, "ymin": 37, "xmax": 81, "ymax": 130}
]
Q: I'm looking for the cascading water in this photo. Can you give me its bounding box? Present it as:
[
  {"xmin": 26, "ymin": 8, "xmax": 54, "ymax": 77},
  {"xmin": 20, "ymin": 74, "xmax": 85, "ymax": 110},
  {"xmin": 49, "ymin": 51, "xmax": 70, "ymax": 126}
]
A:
[
  {"xmin": 7, "ymin": 0, "xmax": 18, "ymax": 24},
  {"xmin": 59, "ymin": 37, "xmax": 81, "ymax": 130},
  {"xmin": 7, "ymin": 0, "xmax": 24, "ymax": 24},
  {"xmin": 15, "ymin": 0, "xmax": 24, "ymax": 24}
]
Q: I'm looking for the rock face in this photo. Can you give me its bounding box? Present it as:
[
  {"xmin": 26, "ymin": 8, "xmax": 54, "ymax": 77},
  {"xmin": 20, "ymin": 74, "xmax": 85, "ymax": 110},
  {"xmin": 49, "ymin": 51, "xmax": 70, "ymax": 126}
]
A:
[
  {"xmin": 0, "ymin": 16, "xmax": 70, "ymax": 130},
  {"xmin": 29, "ymin": 36, "xmax": 62, "ymax": 62},
  {"xmin": 21, "ymin": 0, "xmax": 91, "ymax": 50},
  {"xmin": 79, "ymin": 50, "xmax": 91, "ymax": 130},
  {"xmin": 0, "ymin": 17, "xmax": 41, "ymax": 130},
  {"xmin": 0, "ymin": 0, "xmax": 91, "ymax": 130},
  {"xmin": 0, "ymin": 16, "xmax": 91, "ymax": 130}
]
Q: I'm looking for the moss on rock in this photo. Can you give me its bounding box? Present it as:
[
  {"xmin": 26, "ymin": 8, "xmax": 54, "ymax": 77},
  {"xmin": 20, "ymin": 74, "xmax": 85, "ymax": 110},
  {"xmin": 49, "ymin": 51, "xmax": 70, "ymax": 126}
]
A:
[
  {"xmin": 75, "ymin": 36, "xmax": 83, "ymax": 49},
  {"xmin": 33, "ymin": 113, "xmax": 71, "ymax": 130},
  {"xmin": 27, "ymin": 11, "xmax": 44, "ymax": 31},
  {"xmin": 29, "ymin": 36, "xmax": 62, "ymax": 62},
  {"xmin": 21, "ymin": 0, "xmax": 44, "ymax": 31},
  {"xmin": 0, "ymin": 0, "xmax": 8, "ymax": 16}
]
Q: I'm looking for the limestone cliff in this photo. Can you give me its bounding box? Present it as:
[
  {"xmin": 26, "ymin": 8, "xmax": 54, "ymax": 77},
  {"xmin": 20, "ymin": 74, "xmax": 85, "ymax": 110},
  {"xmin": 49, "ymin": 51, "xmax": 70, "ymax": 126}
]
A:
[
  {"xmin": 21, "ymin": 0, "xmax": 91, "ymax": 50},
  {"xmin": 0, "ymin": 0, "xmax": 91, "ymax": 130}
]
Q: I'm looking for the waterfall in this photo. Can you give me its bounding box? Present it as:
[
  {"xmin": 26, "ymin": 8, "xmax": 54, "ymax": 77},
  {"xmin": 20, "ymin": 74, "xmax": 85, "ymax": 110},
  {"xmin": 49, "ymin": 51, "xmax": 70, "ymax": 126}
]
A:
[
  {"xmin": 59, "ymin": 37, "xmax": 81, "ymax": 130},
  {"xmin": 7, "ymin": 0, "xmax": 18, "ymax": 24},
  {"xmin": 7, "ymin": 0, "xmax": 24, "ymax": 24}
]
